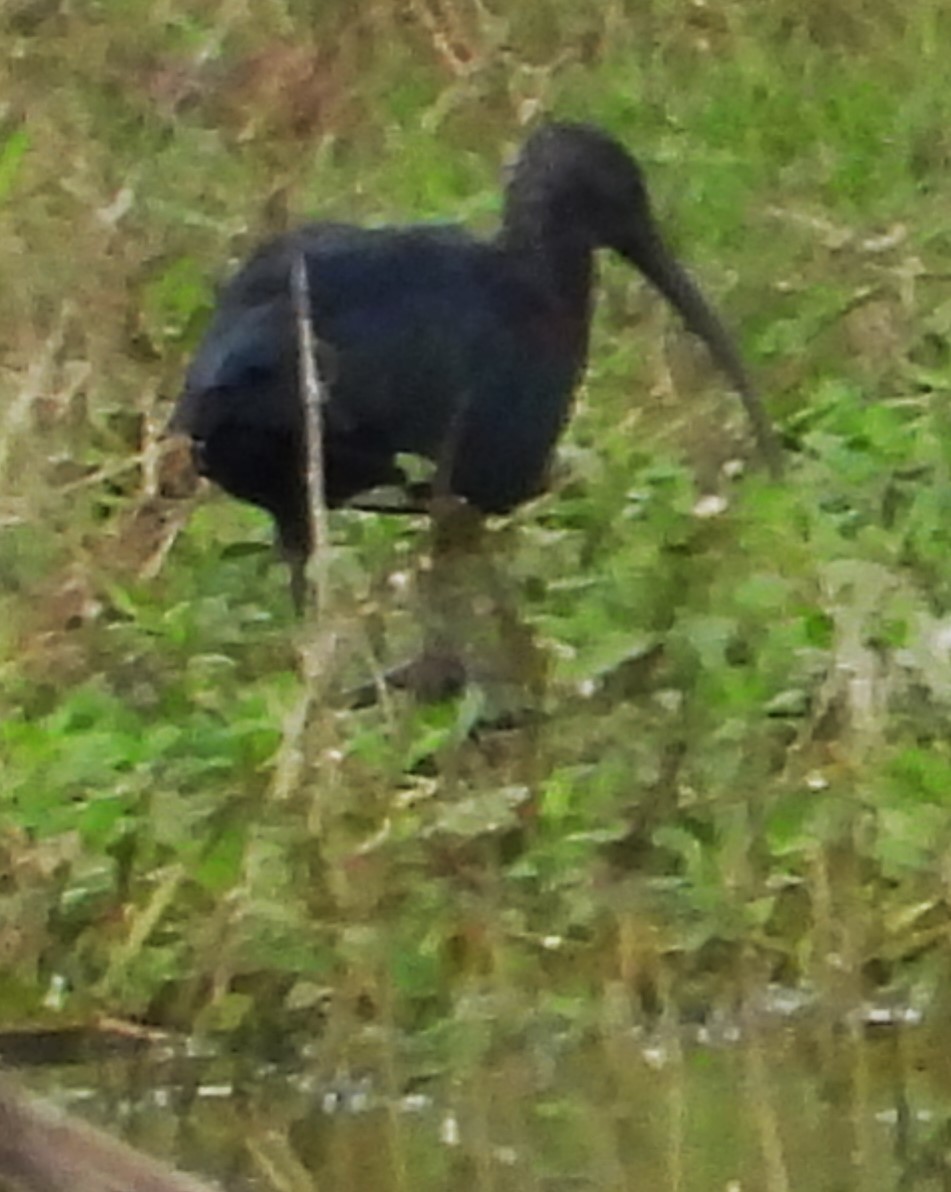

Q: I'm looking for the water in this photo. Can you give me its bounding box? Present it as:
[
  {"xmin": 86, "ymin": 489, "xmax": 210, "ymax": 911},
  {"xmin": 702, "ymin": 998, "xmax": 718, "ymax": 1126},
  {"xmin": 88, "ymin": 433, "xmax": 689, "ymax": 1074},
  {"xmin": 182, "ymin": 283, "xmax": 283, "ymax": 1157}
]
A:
[{"xmin": 8, "ymin": 1008, "xmax": 951, "ymax": 1191}]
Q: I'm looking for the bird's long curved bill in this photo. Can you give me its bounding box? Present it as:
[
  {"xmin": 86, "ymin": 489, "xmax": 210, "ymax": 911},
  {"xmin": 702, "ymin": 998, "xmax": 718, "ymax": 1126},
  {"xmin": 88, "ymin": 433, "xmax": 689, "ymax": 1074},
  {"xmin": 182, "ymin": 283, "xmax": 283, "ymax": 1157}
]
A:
[{"xmin": 628, "ymin": 232, "xmax": 783, "ymax": 479}]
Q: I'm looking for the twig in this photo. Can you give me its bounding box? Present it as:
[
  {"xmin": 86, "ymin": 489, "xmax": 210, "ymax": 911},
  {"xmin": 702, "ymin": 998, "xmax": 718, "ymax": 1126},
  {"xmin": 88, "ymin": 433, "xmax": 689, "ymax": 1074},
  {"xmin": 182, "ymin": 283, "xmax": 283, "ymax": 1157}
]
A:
[
  {"xmin": 267, "ymin": 255, "xmax": 339, "ymax": 806},
  {"xmin": 290, "ymin": 252, "xmax": 330, "ymax": 619}
]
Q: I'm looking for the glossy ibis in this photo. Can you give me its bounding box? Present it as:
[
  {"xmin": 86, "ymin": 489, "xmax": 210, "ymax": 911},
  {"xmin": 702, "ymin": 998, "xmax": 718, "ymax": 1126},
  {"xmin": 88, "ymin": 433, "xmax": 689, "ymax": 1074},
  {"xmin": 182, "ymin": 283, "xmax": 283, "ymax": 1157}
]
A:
[{"xmin": 170, "ymin": 121, "xmax": 781, "ymax": 593}]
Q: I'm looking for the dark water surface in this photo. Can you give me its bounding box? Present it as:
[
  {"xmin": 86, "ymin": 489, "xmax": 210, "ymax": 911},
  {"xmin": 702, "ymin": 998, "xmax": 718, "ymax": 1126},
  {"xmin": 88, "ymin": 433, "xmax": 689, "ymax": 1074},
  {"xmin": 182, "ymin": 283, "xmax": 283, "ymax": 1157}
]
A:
[{"xmin": 8, "ymin": 1007, "xmax": 951, "ymax": 1192}]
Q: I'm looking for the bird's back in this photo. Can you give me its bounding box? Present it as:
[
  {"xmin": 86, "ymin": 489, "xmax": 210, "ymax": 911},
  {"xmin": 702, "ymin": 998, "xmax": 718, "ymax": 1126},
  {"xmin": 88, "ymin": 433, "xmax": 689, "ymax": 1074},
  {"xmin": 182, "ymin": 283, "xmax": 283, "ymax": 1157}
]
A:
[{"xmin": 182, "ymin": 221, "xmax": 588, "ymax": 514}]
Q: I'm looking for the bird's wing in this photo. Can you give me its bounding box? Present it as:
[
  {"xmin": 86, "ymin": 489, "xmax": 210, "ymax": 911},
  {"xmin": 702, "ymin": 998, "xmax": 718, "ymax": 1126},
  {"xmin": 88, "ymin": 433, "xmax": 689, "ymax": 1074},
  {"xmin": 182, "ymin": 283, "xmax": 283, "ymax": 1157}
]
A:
[{"xmin": 217, "ymin": 224, "xmax": 495, "ymax": 454}]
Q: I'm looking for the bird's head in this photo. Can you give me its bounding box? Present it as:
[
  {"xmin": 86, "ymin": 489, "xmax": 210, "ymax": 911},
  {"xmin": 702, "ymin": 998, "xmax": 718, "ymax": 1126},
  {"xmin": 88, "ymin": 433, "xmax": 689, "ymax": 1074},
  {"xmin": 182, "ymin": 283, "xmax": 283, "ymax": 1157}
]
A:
[
  {"xmin": 508, "ymin": 121, "xmax": 782, "ymax": 477},
  {"xmin": 506, "ymin": 122, "xmax": 653, "ymax": 255},
  {"xmin": 168, "ymin": 298, "xmax": 298, "ymax": 457}
]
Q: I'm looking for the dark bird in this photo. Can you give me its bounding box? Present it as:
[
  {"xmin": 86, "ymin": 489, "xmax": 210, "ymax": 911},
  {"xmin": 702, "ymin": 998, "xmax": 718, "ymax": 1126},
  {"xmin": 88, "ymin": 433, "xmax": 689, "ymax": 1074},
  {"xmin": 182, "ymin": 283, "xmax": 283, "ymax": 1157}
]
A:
[{"xmin": 170, "ymin": 121, "xmax": 781, "ymax": 593}]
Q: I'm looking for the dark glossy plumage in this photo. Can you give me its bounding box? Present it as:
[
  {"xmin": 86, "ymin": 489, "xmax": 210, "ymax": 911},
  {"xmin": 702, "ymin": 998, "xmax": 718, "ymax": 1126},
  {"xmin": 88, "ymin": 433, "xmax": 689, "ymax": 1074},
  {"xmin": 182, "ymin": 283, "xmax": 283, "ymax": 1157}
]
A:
[{"xmin": 171, "ymin": 121, "xmax": 780, "ymax": 576}]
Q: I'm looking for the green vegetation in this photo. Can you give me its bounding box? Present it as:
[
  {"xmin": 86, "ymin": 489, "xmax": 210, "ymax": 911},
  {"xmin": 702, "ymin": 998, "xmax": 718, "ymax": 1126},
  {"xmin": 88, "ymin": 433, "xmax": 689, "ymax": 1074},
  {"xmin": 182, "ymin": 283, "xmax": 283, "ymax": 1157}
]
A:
[{"xmin": 3, "ymin": 0, "xmax": 951, "ymax": 1184}]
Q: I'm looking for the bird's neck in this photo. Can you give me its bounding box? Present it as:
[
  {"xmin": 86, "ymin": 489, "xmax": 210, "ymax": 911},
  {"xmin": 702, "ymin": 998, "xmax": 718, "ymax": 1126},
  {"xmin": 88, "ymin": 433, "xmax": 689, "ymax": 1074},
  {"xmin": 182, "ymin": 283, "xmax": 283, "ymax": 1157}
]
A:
[{"xmin": 498, "ymin": 205, "xmax": 595, "ymax": 322}]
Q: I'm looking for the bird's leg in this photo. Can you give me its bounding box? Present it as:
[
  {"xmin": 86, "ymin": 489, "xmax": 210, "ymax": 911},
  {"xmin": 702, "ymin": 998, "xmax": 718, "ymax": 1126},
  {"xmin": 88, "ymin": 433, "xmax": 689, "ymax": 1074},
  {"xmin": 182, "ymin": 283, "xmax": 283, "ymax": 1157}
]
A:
[
  {"xmin": 342, "ymin": 394, "xmax": 540, "ymax": 712},
  {"xmin": 383, "ymin": 493, "xmax": 479, "ymax": 703},
  {"xmin": 412, "ymin": 511, "xmax": 549, "ymax": 756},
  {"xmin": 406, "ymin": 390, "xmax": 482, "ymax": 698},
  {"xmin": 482, "ymin": 529, "xmax": 547, "ymax": 703},
  {"xmin": 419, "ymin": 499, "xmax": 547, "ymax": 720},
  {"xmin": 275, "ymin": 511, "xmax": 312, "ymax": 616},
  {"xmin": 339, "ymin": 502, "xmax": 480, "ymax": 709},
  {"xmin": 340, "ymin": 507, "xmax": 545, "ymax": 719},
  {"xmin": 286, "ymin": 548, "xmax": 308, "ymax": 616}
]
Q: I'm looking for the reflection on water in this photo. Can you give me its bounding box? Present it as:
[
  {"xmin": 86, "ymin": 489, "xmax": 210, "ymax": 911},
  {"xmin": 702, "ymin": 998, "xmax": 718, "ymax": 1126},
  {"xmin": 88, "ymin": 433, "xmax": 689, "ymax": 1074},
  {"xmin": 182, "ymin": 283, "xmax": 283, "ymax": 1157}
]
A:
[{"xmin": 5, "ymin": 1007, "xmax": 951, "ymax": 1192}]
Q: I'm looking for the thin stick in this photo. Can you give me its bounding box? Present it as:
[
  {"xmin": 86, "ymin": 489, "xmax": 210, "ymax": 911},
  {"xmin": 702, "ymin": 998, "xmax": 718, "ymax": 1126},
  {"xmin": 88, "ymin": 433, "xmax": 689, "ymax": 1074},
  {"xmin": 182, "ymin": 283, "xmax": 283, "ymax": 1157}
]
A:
[
  {"xmin": 290, "ymin": 253, "xmax": 330, "ymax": 619},
  {"xmin": 267, "ymin": 254, "xmax": 339, "ymax": 805},
  {"xmin": 267, "ymin": 257, "xmax": 342, "ymax": 805}
]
